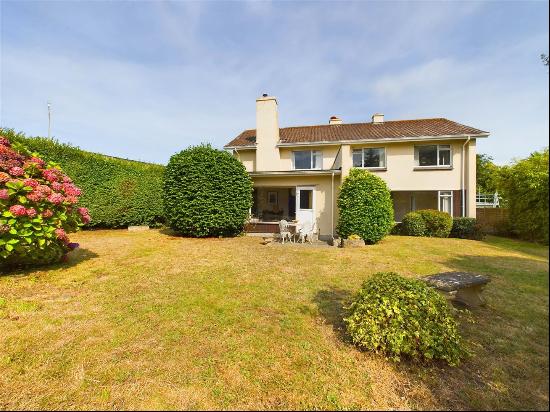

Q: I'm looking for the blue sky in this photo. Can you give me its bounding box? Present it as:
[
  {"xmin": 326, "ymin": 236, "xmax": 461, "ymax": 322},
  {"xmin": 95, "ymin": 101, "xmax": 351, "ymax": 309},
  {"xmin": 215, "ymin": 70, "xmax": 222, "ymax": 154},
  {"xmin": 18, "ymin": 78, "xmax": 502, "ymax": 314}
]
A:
[{"xmin": 1, "ymin": 0, "xmax": 548, "ymax": 164}]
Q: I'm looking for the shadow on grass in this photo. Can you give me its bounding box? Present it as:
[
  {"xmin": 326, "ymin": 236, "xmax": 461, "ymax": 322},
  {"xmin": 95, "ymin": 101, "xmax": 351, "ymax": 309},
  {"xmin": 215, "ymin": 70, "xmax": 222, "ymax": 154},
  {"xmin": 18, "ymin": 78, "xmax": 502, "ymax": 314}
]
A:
[
  {"xmin": 312, "ymin": 287, "xmax": 353, "ymax": 343},
  {"xmin": 1, "ymin": 247, "xmax": 98, "ymax": 277}
]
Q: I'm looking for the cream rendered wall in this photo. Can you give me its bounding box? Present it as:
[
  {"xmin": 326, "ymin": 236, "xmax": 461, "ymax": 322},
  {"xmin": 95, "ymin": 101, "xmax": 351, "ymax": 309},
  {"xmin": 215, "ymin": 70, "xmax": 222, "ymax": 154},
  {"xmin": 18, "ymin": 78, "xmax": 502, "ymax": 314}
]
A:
[
  {"xmin": 347, "ymin": 140, "xmax": 465, "ymax": 191},
  {"xmin": 235, "ymin": 149, "xmax": 256, "ymax": 172},
  {"xmin": 255, "ymin": 96, "xmax": 280, "ymax": 171},
  {"xmin": 252, "ymin": 175, "xmax": 339, "ymax": 238}
]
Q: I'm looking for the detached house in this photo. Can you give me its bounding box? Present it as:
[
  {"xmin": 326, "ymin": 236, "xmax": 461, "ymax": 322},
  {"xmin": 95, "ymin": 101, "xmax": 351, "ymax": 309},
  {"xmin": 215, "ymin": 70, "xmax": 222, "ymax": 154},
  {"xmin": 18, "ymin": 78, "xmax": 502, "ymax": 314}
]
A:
[{"xmin": 224, "ymin": 94, "xmax": 489, "ymax": 240}]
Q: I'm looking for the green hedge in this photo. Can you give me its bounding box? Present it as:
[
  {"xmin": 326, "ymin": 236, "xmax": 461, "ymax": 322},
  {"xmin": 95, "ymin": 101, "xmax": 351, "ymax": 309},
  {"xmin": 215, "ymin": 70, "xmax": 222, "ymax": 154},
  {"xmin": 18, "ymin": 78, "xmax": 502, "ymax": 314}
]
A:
[
  {"xmin": 337, "ymin": 168, "xmax": 394, "ymax": 244},
  {"xmin": 450, "ymin": 217, "xmax": 484, "ymax": 240},
  {"xmin": 2, "ymin": 129, "xmax": 165, "ymax": 228},
  {"xmin": 163, "ymin": 144, "xmax": 252, "ymax": 237}
]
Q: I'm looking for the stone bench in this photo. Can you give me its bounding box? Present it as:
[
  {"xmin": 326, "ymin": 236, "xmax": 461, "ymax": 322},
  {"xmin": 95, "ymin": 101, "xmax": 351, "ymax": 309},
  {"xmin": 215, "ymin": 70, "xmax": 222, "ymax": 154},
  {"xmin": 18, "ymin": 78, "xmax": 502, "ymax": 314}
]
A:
[{"xmin": 423, "ymin": 272, "xmax": 490, "ymax": 308}]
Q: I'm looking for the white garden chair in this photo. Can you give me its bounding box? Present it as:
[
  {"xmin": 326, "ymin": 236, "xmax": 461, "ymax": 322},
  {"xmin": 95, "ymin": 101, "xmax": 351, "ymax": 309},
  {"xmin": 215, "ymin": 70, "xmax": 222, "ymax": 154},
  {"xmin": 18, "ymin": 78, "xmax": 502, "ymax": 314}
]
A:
[
  {"xmin": 278, "ymin": 219, "xmax": 293, "ymax": 244},
  {"xmin": 297, "ymin": 221, "xmax": 315, "ymax": 243}
]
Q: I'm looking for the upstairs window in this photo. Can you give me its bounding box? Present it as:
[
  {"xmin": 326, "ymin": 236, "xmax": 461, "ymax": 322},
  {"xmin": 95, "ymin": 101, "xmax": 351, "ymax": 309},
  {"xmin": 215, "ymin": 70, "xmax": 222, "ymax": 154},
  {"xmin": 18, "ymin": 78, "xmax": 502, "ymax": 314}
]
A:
[
  {"xmin": 352, "ymin": 147, "xmax": 386, "ymax": 168},
  {"xmin": 293, "ymin": 150, "xmax": 322, "ymax": 170},
  {"xmin": 415, "ymin": 144, "xmax": 452, "ymax": 167}
]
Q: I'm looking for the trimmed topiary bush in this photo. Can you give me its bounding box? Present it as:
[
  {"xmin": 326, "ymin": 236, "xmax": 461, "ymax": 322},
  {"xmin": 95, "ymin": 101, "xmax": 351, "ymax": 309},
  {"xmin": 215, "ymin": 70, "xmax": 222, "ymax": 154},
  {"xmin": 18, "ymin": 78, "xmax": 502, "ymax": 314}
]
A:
[
  {"xmin": 344, "ymin": 272, "xmax": 463, "ymax": 366},
  {"xmin": 163, "ymin": 144, "xmax": 253, "ymax": 237},
  {"xmin": 401, "ymin": 211, "xmax": 426, "ymax": 236},
  {"xmin": 2, "ymin": 128, "xmax": 165, "ymax": 228},
  {"xmin": 1, "ymin": 136, "xmax": 90, "ymax": 268},
  {"xmin": 451, "ymin": 217, "xmax": 484, "ymax": 240},
  {"xmin": 417, "ymin": 209, "xmax": 453, "ymax": 238},
  {"xmin": 337, "ymin": 168, "xmax": 394, "ymax": 244}
]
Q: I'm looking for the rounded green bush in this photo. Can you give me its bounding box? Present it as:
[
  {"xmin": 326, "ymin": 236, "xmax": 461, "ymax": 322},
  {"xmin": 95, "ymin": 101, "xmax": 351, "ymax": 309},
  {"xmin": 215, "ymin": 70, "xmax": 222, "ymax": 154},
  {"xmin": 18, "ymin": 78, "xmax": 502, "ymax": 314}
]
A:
[
  {"xmin": 401, "ymin": 211, "xmax": 426, "ymax": 236},
  {"xmin": 417, "ymin": 209, "xmax": 453, "ymax": 237},
  {"xmin": 337, "ymin": 168, "xmax": 394, "ymax": 244},
  {"xmin": 344, "ymin": 272, "xmax": 463, "ymax": 366},
  {"xmin": 451, "ymin": 217, "xmax": 484, "ymax": 240},
  {"xmin": 163, "ymin": 144, "xmax": 253, "ymax": 237}
]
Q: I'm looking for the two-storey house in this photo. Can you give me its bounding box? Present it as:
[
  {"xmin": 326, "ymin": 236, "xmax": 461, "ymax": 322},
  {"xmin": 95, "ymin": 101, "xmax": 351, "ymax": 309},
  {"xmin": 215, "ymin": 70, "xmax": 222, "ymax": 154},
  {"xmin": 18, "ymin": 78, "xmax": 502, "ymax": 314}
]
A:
[{"xmin": 224, "ymin": 94, "xmax": 489, "ymax": 240}]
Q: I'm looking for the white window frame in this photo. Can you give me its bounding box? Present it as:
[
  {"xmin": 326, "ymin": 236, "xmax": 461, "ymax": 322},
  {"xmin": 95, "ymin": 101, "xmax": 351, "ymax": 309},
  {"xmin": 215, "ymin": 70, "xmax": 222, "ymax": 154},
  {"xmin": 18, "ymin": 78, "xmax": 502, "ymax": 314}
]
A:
[
  {"xmin": 351, "ymin": 147, "xmax": 387, "ymax": 169},
  {"xmin": 415, "ymin": 144, "xmax": 452, "ymax": 168},
  {"xmin": 438, "ymin": 190, "xmax": 453, "ymax": 216},
  {"xmin": 292, "ymin": 150, "xmax": 322, "ymax": 170}
]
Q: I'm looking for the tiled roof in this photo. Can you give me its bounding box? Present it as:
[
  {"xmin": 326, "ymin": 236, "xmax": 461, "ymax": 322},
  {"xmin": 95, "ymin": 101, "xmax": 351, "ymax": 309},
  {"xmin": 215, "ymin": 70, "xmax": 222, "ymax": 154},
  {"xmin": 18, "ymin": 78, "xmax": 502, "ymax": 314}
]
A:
[{"xmin": 224, "ymin": 118, "xmax": 488, "ymax": 148}]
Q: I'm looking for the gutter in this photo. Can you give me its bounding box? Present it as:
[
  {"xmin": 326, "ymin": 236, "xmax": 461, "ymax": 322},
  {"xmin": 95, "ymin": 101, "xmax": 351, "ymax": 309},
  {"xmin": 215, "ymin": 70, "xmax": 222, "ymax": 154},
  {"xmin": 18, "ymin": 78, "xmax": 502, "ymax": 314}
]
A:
[{"xmin": 461, "ymin": 136, "xmax": 471, "ymax": 217}]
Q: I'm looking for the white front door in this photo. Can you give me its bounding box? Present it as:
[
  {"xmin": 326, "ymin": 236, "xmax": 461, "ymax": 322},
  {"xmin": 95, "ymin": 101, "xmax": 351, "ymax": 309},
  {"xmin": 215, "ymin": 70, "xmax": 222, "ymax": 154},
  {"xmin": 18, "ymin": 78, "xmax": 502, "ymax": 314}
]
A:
[{"xmin": 296, "ymin": 186, "xmax": 315, "ymax": 225}]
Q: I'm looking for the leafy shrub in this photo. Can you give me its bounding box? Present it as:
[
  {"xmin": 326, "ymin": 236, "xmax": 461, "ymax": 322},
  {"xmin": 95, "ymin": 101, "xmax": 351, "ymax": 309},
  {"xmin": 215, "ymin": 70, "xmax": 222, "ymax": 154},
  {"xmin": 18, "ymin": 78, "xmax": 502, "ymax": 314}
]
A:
[
  {"xmin": 499, "ymin": 148, "xmax": 548, "ymax": 244},
  {"xmin": 451, "ymin": 217, "xmax": 484, "ymax": 240},
  {"xmin": 401, "ymin": 212, "xmax": 426, "ymax": 236},
  {"xmin": 417, "ymin": 209, "xmax": 453, "ymax": 238},
  {"xmin": 163, "ymin": 144, "xmax": 253, "ymax": 237},
  {"xmin": 344, "ymin": 272, "xmax": 463, "ymax": 366},
  {"xmin": 1, "ymin": 136, "xmax": 89, "ymax": 268},
  {"xmin": 337, "ymin": 168, "xmax": 394, "ymax": 244},
  {"xmin": 2, "ymin": 128, "xmax": 164, "ymax": 228},
  {"xmin": 390, "ymin": 222, "xmax": 402, "ymax": 235}
]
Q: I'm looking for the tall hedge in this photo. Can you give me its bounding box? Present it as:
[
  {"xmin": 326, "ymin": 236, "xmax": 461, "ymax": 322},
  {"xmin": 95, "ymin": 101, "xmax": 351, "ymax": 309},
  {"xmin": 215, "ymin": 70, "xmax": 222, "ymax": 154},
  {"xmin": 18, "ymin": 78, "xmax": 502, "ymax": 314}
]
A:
[
  {"xmin": 337, "ymin": 168, "xmax": 394, "ymax": 244},
  {"xmin": 2, "ymin": 129, "xmax": 164, "ymax": 228},
  {"xmin": 163, "ymin": 144, "xmax": 253, "ymax": 237},
  {"xmin": 499, "ymin": 148, "xmax": 549, "ymax": 244}
]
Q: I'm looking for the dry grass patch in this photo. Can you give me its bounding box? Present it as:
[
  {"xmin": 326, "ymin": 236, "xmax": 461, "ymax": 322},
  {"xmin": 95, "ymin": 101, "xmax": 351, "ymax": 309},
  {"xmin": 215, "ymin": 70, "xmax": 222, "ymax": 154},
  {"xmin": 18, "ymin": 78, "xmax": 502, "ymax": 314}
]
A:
[{"xmin": 0, "ymin": 230, "xmax": 548, "ymax": 410}]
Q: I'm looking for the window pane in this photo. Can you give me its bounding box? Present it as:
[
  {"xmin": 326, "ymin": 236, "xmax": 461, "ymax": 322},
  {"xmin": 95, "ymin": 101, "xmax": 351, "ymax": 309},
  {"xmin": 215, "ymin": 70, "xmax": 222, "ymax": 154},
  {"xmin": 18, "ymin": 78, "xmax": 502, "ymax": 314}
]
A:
[
  {"xmin": 439, "ymin": 192, "xmax": 452, "ymax": 214},
  {"xmin": 294, "ymin": 151, "xmax": 311, "ymax": 169},
  {"xmin": 439, "ymin": 147, "xmax": 451, "ymax": 166},
  {"xmin": 312, "ymin": 151, "xmax": 322, "ymax": 169},
  {"xmin": 418, "ymin": 145, "xmax": 437, "ymax": 166},
  {"xmin": 352, "ymin": 150, "xmax": 362, "ymax": 167},
  {"xmin": 299, "ymin": 189, "xmax": 312, "ymax": 209},
  {"xmin": 364, "ymin": 148, "xmax": 385, "ymax": 168}
]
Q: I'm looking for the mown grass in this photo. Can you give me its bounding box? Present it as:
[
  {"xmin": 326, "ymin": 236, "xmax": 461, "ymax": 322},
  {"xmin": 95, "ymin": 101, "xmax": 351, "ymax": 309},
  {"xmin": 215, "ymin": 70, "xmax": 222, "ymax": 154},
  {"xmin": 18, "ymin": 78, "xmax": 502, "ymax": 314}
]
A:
[{"xmin": 0, "ymin": 231, "xmax": 548, "ymax": 410}]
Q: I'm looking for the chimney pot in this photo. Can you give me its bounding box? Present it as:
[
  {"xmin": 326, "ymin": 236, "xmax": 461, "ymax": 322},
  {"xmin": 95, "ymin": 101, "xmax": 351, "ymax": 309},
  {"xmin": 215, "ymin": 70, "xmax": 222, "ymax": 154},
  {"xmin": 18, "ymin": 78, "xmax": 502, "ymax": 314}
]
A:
[
  {"xmin": 329, "ymin": 116, "xmax": 343, "ymax": 125},
  {"xmin": 372, "ymin": 113, "xmax": 384, "ymax": 124}
]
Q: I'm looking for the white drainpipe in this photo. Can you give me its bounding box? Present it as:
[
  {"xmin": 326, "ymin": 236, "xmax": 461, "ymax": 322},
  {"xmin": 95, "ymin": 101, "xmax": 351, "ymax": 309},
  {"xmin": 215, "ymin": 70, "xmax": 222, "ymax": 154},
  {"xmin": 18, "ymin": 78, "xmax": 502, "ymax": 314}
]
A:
[
  {"xmin": 461, "ymin": 136, "xmax": 471, "ymax": 217},
  {"xmin": 331, "ymin": 171, "xmax": 335, "ymax": 242}
]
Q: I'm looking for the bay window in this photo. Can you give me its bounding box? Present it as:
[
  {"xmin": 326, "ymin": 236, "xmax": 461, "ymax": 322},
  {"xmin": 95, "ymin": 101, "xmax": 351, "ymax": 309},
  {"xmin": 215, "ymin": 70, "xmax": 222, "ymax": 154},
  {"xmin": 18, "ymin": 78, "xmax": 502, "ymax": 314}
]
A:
[
  {"xmin": 293, "ymin": 150, "xmax": 322, "ymax": 170},
  {"xmin": 415, "ymin": 144, "xmax": 452, "ymax": 167},
  {"xmin": 352, "ymin": 147, "xmax": 386, "ymax": 169}
]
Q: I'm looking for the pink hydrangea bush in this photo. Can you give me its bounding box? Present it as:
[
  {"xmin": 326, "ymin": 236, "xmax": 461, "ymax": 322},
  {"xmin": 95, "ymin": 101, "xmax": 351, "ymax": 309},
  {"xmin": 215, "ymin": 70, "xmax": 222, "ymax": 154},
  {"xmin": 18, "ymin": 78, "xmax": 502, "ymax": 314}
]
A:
[{"xmin": 0, "ymin": 136, "xmax": 91, "ymax": 268}]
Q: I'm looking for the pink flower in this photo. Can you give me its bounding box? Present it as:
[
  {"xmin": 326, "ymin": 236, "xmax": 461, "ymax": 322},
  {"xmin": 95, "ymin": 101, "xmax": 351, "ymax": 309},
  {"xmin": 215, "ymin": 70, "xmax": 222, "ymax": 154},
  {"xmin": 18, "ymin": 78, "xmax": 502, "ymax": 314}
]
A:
[
  {"xmin": 62, "ymin": 175, "xmax": 72, "ymax": 183},
  {"xmin": 0, "ymin": 137, "xmax": 10, "ymax": 147},
  {"xmin": 77, "ymin": 207, "xmax": 89, "ymax": 216},
  {"xmin": 9, "ymin": 166, "xmax": 24, "ymax": 177},
  {"xmin": 54, "ymin": 228, "xmax": 69, "ymax": 243},
  {"xmin": 42, "ymin": 209, "xmax": 54, "ymax": 218},
  {"xmin": 52, "ymin": 181, "xmax": 63, "ymax": 191},
  {"xmin": 81, "ymin": 214, "xmax": 91, "ymax": 224},
  {"xmin": 0, "ymin": 189, "xmax": 9, "ymax": 200},
  {"xmin": 26, "ymin": 207, "xmax": 37, "ymax": 218},
  {"xmin": 47, "ymin": 193, "xmax": 64, "ymax": 205},
  {"xmin": 0, "ymin": 172, "xmax": 10, "ymax": 183},
  {"xmin": 9, "ymin": 204, "xmax": 27, "ymax": 217},
  {"xmin": 64, "ymin": 195, "xmax": 78, "ymax": 204},
  {"xmin": 26, "ymin": 191, "xmax": 43, "ymax": 202},
  {"xmin": 63, "ymin": 183, "xmax": 81, "ymax": 196},
  {"xmin": 37, "ymin": 185, "xmax": 52, "ymax": 196},
  {"xmin": 29, "ymin": 157, "xmax": 45, "ymax": 167},
  {"xmin": 23, "ymin": 178, "xmax": 39, "ymax": 188},
  {"xmin": 42, "ymin": 168, "xmax": 60, "ymax": 183}
]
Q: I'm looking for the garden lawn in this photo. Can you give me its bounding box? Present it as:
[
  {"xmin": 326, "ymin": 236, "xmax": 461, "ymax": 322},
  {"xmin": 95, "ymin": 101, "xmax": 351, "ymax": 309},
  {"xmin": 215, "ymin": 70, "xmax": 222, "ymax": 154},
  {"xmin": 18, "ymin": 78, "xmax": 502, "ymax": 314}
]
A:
[{"xmin": 0, "ymin": 230, "xmax": 548, "ymax": 410}]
